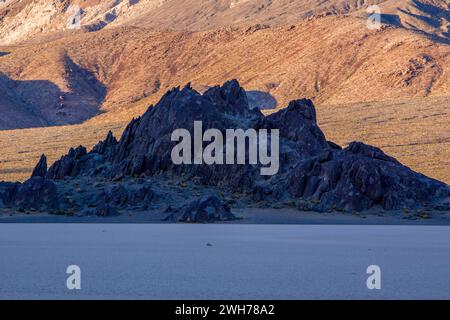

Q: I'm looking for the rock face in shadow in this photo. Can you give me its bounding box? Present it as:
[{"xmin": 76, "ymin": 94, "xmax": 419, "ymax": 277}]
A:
[
  {"xmin": 288, "ymin": 141, "xmax": 447, "ymax": 211},
  {"xmin": 174, "ymin": 196, "xmax": 236, "ymax": 223},
  {"xmin": 31, "ymin": 154, "xmax": 47, "ymax": 178},
  {"xmin": 46, "ymin": 146, "xmax": 87, "ymax": 179},
  {"xmin": 3, "ymin": 79, "xmax": 450, "ymax": 217},
  {"xmin": 12, "ymin": 178, "xmax": 59, "ymax": 211},
  {"xmin": 0, "ymin": 182, "xmax": 20, "ymax": 208}
]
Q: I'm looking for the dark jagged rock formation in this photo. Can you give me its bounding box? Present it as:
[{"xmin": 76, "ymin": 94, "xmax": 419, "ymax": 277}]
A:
[
  {"xmin": 12, "ymin": 178, "xmax": 59, "ymax": 211},
  {"xmin": 2, "ymin": 79, "xmax": 449, "ymax": 218},
  {"xmin": 47, "ymin": 146, "xmax": 87, "ymax": 179},
  {"xmin": 0, "ymin": 182, "xmax": 20, "ymax": 208},
  {"xmin": 259, "ymin": 99, "xmax": 328, "ymax": 156},
  {"xmin": 288, "ymin": 141, "xmax": 447, "ymax": 212},
  {"xmin": 31, "ymin": 154, "xmax": 47, "ymax": 178},
  {"xmin": 0, "ymin": 178, "xmax": 59, "ymax": 211},
  {"xmin": 92, "ymin": 130, "xmax": 118, "ymax": 155}
]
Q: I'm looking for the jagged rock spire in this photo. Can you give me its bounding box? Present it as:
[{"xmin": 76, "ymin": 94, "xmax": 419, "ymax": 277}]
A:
[
  {"xmin": 92, "ymin": 131, "xmax": 118, "ymax": 155},
  {"xmin": 204, "ymin": 79, "xmax": 251, "ymax": 116},
  {"xmin": 31, "ymin": 154, "xmax": 47, "ymax": 178}
]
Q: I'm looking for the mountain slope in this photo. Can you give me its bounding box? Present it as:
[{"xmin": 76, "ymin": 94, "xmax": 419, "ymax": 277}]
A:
[
  {"xmin": 1, "ymin": 15, "xmax": 449, "ymax": 129},
  {"xmin": 1, "ymin": 0, "xmax": 449, "ymax": 45},
  {"xmin": 0, "ymin": 48, "xmax": 106, "ymax": 129}
]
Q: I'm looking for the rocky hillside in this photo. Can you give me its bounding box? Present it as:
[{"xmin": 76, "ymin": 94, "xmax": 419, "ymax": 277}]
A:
[
  {"xmin": 1, "ymin": 80, "xmax": 448, "ymax": 219},
  {"xmin": 1, "ymin": 0, "xmax": 448, "ymax": 45},
  {"xmin": 1, "ymin": 0, "xmax": 448, "ymax": 130},
  {"xmin": 1, "ymin": 15, "xmax": 449, "ymax": 129}
]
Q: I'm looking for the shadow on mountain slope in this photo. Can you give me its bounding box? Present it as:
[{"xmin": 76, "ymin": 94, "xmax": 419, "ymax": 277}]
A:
[
  {"xmin": 398, "ymin": 0, "xmax": 450, "ymax": 44},
  {"xmin": 0, "ymin": 57, "xmax": 106, "ymax": 130},
  {"xmin": 379, "ymin": 14, "xmax": 402, "ymax": 27},
  {"xmin": 0, "ymin": 73, "xmax": 54, "ymax": 130},
  {"xmin": 410, "ymin": 0, "xmax": 450, "ymax": 21}
]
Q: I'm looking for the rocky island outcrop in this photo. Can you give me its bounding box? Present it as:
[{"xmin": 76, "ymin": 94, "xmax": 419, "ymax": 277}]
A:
[{"xmin": 1, "ymin": 80, "xmax": 449, "ymax": 221}]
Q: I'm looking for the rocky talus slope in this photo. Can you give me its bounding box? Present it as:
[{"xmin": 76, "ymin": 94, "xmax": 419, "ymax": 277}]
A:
[{"xmin": 1, "ymin": 80, "xmax": 449, "ymax": 220}]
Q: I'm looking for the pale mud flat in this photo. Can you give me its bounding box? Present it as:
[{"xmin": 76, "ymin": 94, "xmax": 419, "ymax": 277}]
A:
[{"xmin": 0, "ymin": 223, "xmax": 450, "ymax": 300}]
